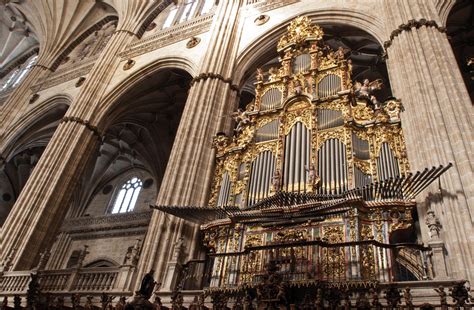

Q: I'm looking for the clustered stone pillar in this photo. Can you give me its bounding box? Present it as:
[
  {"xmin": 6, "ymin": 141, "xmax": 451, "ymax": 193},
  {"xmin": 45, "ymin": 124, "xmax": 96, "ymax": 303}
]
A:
[
  {"xmin": 383, "ymin": 0, "xmax": 474, "ymax": 281},
  {"xmin": 0, "ymin": 0, "xmax": 165, "ymax": 271},
  {"xmin": 136, "ymin": 0, "xmax": 244, "ymax": 293}
]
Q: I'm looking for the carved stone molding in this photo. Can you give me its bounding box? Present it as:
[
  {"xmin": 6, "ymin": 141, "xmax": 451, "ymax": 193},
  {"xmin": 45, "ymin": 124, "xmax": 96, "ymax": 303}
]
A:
[
  {"xmin": 384, "ymin": 19, "xmax": 446, "ymax": 50},
  {"xmin": 191, "ymin": 73, "xmax": 240, "ymax": 93},
  {"xmin": 114, "ymin": 29, "xmax": 139, "ymax": 38},
  {"xmin": 118, "ymin": 14, "xmax": 214, "ymax": 60},
  {"xmin": 30, "ymin": 61, "xmax": 95, "ymax": 93},
  {"xmin": 60, "ymin": 116, "xmax": 101, "ymax": 138},
  {"xmin": 61, "ymin": 211, "xmax": 153, "ymax": 240},
  {"xmin": 245, "ymin": 0, "xmax": 300, "ymax": 14}
]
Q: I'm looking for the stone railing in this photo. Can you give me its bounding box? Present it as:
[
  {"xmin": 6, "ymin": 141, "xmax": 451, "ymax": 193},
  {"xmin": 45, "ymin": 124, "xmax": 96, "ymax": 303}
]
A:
[
  {"xmin": 0, "ymin": 265, "xmax": 133, "ymax": 297},
  {"xmin": 72, "ymin": 268, "xmax": 119, "ymax": 291},
  {"xmin": 0, "ymin": 271, "xmax": 31, "ymax": 294}
]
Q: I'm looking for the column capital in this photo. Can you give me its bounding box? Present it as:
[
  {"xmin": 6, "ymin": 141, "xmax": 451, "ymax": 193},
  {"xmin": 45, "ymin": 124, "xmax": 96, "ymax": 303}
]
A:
[
  {"xmin": 191, "ymin": 73, "xmax": 240, "ymax": 94},
  {"xmin": 384, "ymin": 19, "xmax": 446, "ymax": 50}
]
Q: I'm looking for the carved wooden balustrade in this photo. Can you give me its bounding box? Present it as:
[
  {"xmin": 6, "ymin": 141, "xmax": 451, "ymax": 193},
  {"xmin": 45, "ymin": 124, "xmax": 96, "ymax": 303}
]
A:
[{"xmin": 204, "ymin": 240, "xmax": 432, "ymax": 290}]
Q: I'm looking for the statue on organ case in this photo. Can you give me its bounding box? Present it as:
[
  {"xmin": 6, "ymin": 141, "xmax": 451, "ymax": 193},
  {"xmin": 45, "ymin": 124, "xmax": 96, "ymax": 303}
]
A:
[{"xmin": 353, "ymin": 78, "xmax": 383, "ymax": 108}]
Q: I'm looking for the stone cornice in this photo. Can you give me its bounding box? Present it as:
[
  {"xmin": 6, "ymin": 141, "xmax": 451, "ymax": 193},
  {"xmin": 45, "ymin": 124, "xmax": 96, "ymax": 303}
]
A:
[
  {"xmin": 245, "ymin": 0, "xmax": 300, "ymax": 14},
  {"xmin": 30, "ymin": 59, "xmax": 96, "ymax": 93},
  {"xmin": 191, "ymin": 73, "xmax": 240, "ymax": 94},
  {"xmin": 61, "ymin": 211, "xmax": 153, "ymax": 238},
  {"xmin": 384, "ymin": 19, "xmax": 447, "ymax": 50},
  {"xmin": 69, "ymin": 228, "xmax": 147, "ymax": 240},
  {"xmin": 60, "ymin": 116, "xmax": 102, "ymax": 139},
  {"xmin": 118, "ymin": 13, "xmax": 214, "ymax": 60}
]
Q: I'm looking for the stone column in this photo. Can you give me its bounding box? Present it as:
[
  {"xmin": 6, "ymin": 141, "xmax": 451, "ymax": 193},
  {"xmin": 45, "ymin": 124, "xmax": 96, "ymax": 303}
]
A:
[
  {"xmin": 383, "ymin": 0, "xmax": 474, "ymax": 281},
  {"xmin": 0, "ymin": 1, "xmax": 164, "ymax": 270},
  {"xmin": 136, "ymin": 0, "xmax": 244, "ymax": 291}
]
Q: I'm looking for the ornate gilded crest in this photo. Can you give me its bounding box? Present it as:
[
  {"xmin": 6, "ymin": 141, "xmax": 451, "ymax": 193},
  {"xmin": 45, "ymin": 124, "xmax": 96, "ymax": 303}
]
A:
[{"xmin": 277, "ymin": 16, "xmax": 324, "ymax": 51}]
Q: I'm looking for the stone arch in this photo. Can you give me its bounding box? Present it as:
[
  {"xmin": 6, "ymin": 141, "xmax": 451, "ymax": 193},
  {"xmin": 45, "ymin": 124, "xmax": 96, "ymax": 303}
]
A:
[
  {"xmin": 84, "ymin": 257, "xmax": 120, "ymax": 268},
  {"xmin": 437, "ymin": 0, "xmax": 458, "ymax": 26},
  {"xmin": 445, "ymin": 0, "xmax": 473, "ymax": 102},
  {"xmin": 1, "ymin": 94, "xmax": 72, "ymax": 159},
  {"xmin": 91, "ymin": 56, "xmax": 197, "ymax": 129},
  {"xmin": 234, "ymin": 9, "xmax": 386, "ymax": 86},
  {"xmin": 0, "ymin": 94, "xmax": 70, "ymax": 226},
  {"xmin": 65, "ymin": 57, "xmax": 195, "ymax": 218}
]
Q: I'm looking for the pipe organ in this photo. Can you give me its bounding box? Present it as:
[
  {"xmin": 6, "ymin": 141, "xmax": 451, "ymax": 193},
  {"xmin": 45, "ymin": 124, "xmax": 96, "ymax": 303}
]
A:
[
  {"xmin": 209, "ymin": 18, "xmax": 409, "ymax": 207},
  {"xmin": 154, "ymin": 18, "xmax": 451, "ymax": 303}
]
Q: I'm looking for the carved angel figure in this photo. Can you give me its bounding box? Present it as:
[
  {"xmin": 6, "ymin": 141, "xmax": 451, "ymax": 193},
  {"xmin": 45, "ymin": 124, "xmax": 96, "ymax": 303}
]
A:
[
  {"xmin": 335, "ymin": 46, "xmax": 348, "ymax": 61},
  {"xmin": 353, "ymin": 78, "xmax": 383, "ymax": 108},
  {"xmin": 272, "ymin": 169, "xmax": 281, "ymax": 192},
  {"xmin": 268, "ymin": 67, "xmax": 279, "ymax": 82},
  {"xmin": 425, "ymin": 210, "xmax": 442, "ymax": 239},
  {"xmin": 305, "ymin": 164, "xmax": 320, "ymax": 187},
  {"xmin": 256, "ymin": 68, "xmax": 264, "ymax": 82},
  {"xmin": 231, "ymin": 108, "xmax": 251, "ymax": 136}
]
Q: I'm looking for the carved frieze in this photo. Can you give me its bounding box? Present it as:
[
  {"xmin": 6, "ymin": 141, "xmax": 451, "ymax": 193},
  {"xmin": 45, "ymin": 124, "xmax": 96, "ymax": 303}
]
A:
[{"xmin": 118, "ymin": 14, "xmax": 214, "ymax": 60}]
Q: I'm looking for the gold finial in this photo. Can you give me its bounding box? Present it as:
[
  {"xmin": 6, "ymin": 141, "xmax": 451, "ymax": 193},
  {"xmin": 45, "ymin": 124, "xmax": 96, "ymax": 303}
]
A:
[{"xmin": 277, "ymin": 16, "xmax": 324, "ymax": 51}]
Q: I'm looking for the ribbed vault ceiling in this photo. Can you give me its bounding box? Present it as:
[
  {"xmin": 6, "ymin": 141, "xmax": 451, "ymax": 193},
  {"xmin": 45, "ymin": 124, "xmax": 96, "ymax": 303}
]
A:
[{"xmin": 70, "ymin": 68, "xmax": 192, "ymax": 217}]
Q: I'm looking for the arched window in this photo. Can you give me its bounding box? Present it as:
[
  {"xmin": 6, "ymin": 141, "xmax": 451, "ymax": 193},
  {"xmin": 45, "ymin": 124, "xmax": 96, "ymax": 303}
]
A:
[
  {"xmin": 179, "ymin": 0, "xmax": 199, "ymax": 23},
  {"xmin": 161, "ymin": 0, "xmax": 216, "ymax": 29},
  {"xmin": 0, "ymin": 69, "xmax": 20, "ymax": 91},
  {"xmin": 111, "ymin": 177, "xmax": 143, "ymax": 214},
  {"xmin": 200, "ymin": 0, "xmax": 214, "ymax": 14},
  {"xmin": 12, "ymin": 55, "xmax": 38, "ymax": 88},
  {"xmin": 162, "ymin": 5, "xmax": 178, "ymax": 29}
]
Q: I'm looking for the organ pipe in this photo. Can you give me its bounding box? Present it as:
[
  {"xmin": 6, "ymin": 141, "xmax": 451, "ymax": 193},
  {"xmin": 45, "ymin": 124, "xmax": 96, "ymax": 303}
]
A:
[
  {"xmin": 261, "ymin": 88, "xmax": 283, "ymax": 111},
  {"xmin": 255, "ymin": 120, "xmax": 279, "ymax": 143},
  {"xmin": 293, "ymin": 54, "xmax": 311, "ymax": 73},
  {"xmin": 283, "ymin": 122, "xmax": 311, "ymax": 193},
  {"xmin": 317, "ymin": 109, "xmax": 344, "ymax": 130},
  {"xmin": 352, "ymin": 133, "xmax": 370, "ymax": 160},
  {"xmin": 247, "ymin": 151, "xmax": 276, "ymax": 205},
  {"xmin": 217, "ymin": 172, "xmax": 232, "ymax": 207},
  {"xmin": 317, "ymin": 74, "xmax": 342, "ymax": 98},
  {"xmin": 317, "ymin": 139, "xmax": 348, "ymax": 195},
  {"xmin": 377, "ymin": 143, "xmax": 400, "ymax": 181}
]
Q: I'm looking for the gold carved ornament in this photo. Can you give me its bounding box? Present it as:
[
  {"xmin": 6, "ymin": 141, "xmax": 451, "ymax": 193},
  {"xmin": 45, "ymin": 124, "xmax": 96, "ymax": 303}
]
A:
[
  {"xmin": 321, "ymin": 226, "xmax": 345, "ymax": 278},
  {"xmin": 277, "ymin": 16, "xmax": 324, "ymax": 51}
]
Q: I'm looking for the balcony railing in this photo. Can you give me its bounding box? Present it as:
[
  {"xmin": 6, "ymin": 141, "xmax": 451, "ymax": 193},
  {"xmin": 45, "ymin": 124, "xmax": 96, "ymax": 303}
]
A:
[
  {"xmin": 0, "ymin": 266, "xmax": 131, "ymax": 297},
  {"xmin": 201, "ymin": 240, "xmax": 433, "ymax": 290}
]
